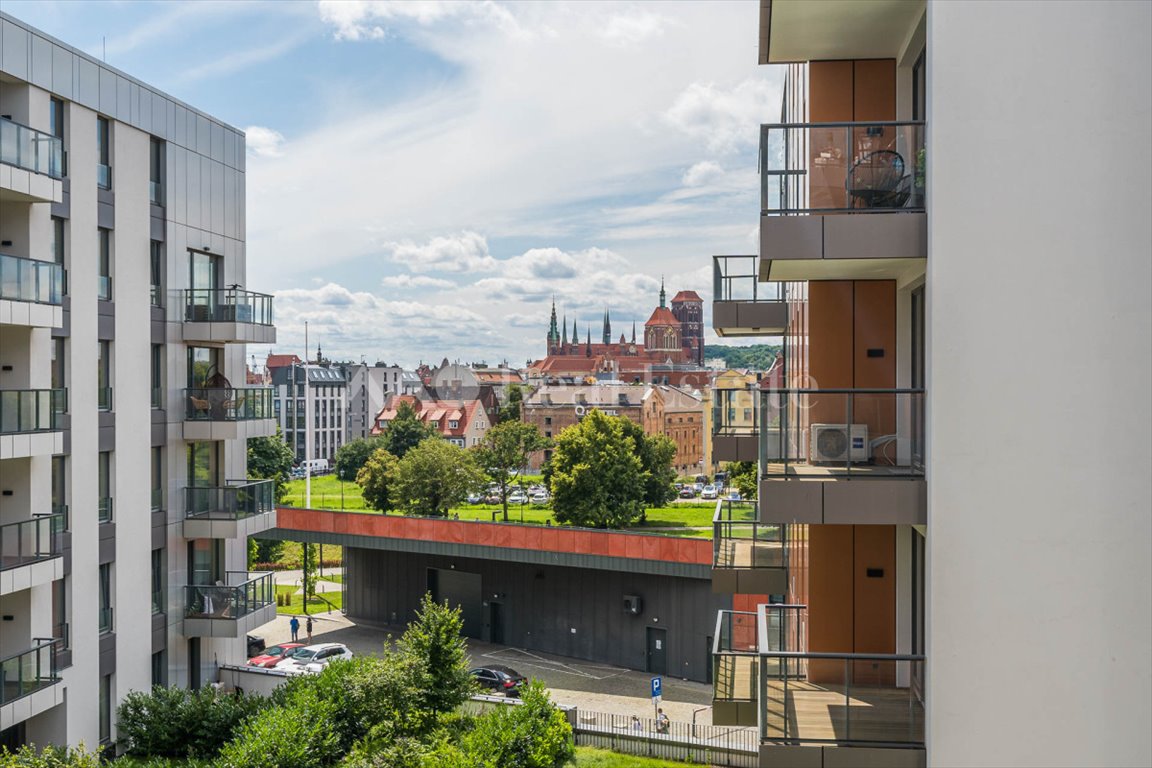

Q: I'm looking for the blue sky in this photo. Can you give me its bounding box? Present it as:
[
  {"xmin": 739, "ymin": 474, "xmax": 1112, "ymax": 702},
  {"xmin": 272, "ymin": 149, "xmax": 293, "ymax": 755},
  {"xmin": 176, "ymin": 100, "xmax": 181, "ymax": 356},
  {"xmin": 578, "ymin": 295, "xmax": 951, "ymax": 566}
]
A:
[{"xmin": 5, "ymin": 0, "xmax": 783, "ymax": 367}]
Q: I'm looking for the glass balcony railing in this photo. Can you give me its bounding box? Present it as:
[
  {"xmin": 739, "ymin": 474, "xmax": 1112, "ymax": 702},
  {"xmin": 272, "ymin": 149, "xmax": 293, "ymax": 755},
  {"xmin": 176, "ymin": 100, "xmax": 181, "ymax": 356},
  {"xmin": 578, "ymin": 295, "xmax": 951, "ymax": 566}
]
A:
[
  {"xmin": 712, "ymin": 387, "xmax": 761, "ymax": 438},
  {"xmin": 184, "ymin": 571, "xmax": 274, "ymax": 620},
  {"xmin": 97, "ymin": 386, "xmax": 113, "ymax": 412},
  {"xmin": 761, "ymin": 388, "xmax": 925, "ymax": 476},
  {"xmin": 97, "ymin": 497, "xmax": 113, "ymax": 524},
  {"xmin": 150, "ymin": 284, "xmax": 163, "ymax": 307},
  {"xmin": 0, "ymin": 117, "xmax": 64, "ymax": 179},
  {"xmin": 0, "ymin": 389, "xmax": 65, "ymax": 434},
  {"xmin": 712, "ymin": 500, "xmax": 786, "ymax": 571},
  {"xmin": 184, "ymin": 388, "xmax": 273, "ymax": 422},
  {"xmin": 0, "ymin": 640, "xmax": 61, "ymax": 707},
  {"xmin": 0, "ymin": 513, "xmax": 66, "ymax": 571},
  {"xmin": 149, "ymin": 179, "xmax": 163, "ymax": 205},
  {"xmin": 184, "ymin": 479, "xmax": 274, "ymax": 522},
  {"xmin": 97, "ymin": 275, "xmax": 112, "ymax": 301},
  {"xmin": 97, "ymin": 163, "xmax": 112, "ymax": 190},
  {"xmin": 761, "ymin": 121, "xmax": 925, "ymax": 214},
  {"xmin": 183, "ymin": 289, "xmax": 274, "ymax": 326},
  {"xmin": 713, "ymin": 255, "xmax": 786, "ymax": 304},
  {"xmin": 712, "ymin": 610, "xmax": 760, "ymax": 705},
  {"xmin": 151, "ymin": 488, "xmax": 163, "ymax": 513},
  {"xmin": 0, "ymin": 252, "xmax": 64, "ymax": 305},
  {"xmin": 98, "ymin": 606, "xmax": 113, "ymax": 634}
]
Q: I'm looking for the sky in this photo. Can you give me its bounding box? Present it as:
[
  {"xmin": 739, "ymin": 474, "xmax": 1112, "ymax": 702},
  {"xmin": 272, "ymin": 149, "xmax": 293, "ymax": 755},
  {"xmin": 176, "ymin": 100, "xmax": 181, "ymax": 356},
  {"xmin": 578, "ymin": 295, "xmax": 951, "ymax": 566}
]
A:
[{"xmin": 4, "ymin": 0, "xmax": 784, "ymax": 368}]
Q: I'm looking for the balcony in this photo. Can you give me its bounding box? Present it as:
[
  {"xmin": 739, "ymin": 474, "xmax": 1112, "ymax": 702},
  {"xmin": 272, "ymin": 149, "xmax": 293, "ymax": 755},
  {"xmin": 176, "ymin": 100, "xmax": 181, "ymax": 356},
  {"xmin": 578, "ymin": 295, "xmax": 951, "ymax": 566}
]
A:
[
  {"xmin": 712, "ymin": 255, "xmax": 788, "ymax": 337},
  {"xmin": 712, "ymin": 605, "xmax": 804, "ymax": 727},
  {"xmin": 183, "ymin": 571, "xmax": 276, "ymax": 638},
  {"xmin": 759, "ymin": 0, "xmax": 925, "ymax": 64},
  {"xmin": 182, "ymin": 289, "xmax": 276, "ymax": 345},
  {"xmin": 183, "ymin": 387, "xmax": 276, "ymax": 440},
  {"xmin": 0, "ymin": 117, "xmax": 64, "ymax": 204},
  {"xmin": 760, "ymin": 122, "xmax": 926, "ymax": 282},
  {"xmin": 183, "ymin": 479, "xmax": 276, "ymax": 539},
  {"xmin": 0, "ymin": 514, "xmax": 65, "ymax": 596},
  {"xmin": 712, "ymin": 386, "xmax": 770, "ymax": 463},
  {"xmin": 712, "ymin": 501, "xmax": 787, "ymax": 596},
  {"xmin": 0, "ymin": 389, "xmax": 65, "ymax": 460},
  {"xmin": 0, "ymin": 640, "xmax": 64, "ymax": 731},
  {"xmin": 759, "ymin": 389, "xmax": 925, "ymax": 525},
  {"xmin": 0, "ymin": 253, "xmax": 64, "ymax": 328}
]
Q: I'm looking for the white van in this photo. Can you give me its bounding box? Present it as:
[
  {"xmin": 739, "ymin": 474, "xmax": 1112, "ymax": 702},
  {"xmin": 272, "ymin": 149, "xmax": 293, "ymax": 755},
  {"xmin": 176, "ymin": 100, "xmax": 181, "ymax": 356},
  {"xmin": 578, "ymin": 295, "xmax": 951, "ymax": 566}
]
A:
[{"xmin": 299, "ymin": 458, "xmax": 329, "ymax": 475}]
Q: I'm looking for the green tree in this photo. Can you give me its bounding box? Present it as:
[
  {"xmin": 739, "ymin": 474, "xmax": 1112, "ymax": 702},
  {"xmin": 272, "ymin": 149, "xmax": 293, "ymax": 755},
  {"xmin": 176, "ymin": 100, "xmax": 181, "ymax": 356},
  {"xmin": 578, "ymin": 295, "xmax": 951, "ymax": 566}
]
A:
[
  {"xmin": 400, "ymin": 593, "xmax": 476, "ymax": 717},
  {"xmin": 500, "ymin": 383, "xmax": 524, "ymax": 422},
  {"xmin": 217, "ymin": 685, "xmax": 342, "ymax": 768},
  {"xmin": 618, "ymin": 420, "xmax": 678, "ymax": 507},
  {"xmin": 393, "ymin": 439, "xmax": 484, "ymax": 517},
  {"xmin": 548, "ymin": 409, "xmax": 647, "ymax": 528},
  {"xmin": 357, "ymin": 447, "xmax": 400, "ymax": 513},
  {"xmin": 454, "ymin": 681, "xmax": 574, "ymax": 768},
  {"xmin": 380, "ymin": 400, "xmax": 437, "ymax": 458},
  {"xmin": 248, "ymin": 537, "xmax": 284, "ymax": 567},
  {"xmin": 0, "ymin": 745, "xmax": 104, "ymax": 768},
  {"xmin": 474, "ymin": 421, "xmax": 550, "ymax": 521},
  {"xmin": 726, "ymin": 461, "xmax": 758, "ymax": 500},
  {"xmin": 335, "ymin": 436, "xmax": 387, "ymax": 481},
  {"xmin": 247, "ymin": 427, "xmax": 295, "ymax": 502}
]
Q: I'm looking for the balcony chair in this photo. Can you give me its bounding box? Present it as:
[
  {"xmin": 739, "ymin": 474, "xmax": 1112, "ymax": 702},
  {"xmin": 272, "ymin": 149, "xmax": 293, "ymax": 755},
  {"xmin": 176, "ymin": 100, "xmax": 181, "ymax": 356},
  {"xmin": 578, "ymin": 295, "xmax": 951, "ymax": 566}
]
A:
[
  {"xmin": 846, "ymin": 149, "xmax": 911, "ymax": 209},
  {"xmin": 188, "ymin": 395, "xmax": 211, "ymax": 419}
]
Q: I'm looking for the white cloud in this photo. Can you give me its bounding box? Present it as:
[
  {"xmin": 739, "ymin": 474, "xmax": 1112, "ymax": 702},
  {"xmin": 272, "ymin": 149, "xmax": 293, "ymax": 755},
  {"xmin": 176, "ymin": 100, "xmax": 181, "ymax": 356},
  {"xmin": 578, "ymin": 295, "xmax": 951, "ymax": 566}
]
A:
[
  {"xmin": 600, "ymin": 11, "xmax": 669, "ymax": 46},
  {"xmin": 173, "ymin": 32, "xmax": 309, "ymax": 85},
  {"xmin": 664, "ymin": 78, "xmax": 781, "ymax": 154},
  {"xmin": 245, "ymin": 126, "xmax": 286, "ymax": 158},
  {"xmin": 682, "ymin": 160, "xmax": 725, "ymax": 187},
  {"xmin": 317, "ymin": 0, "xmax": 525, "ymax": 41},
  {"xmin": 380, "ymin": 274, "xmax": 456, "ymax": 289},
  {"xmin": 385, "ymin": 231, "xmax": 497, "ymax": 273}
]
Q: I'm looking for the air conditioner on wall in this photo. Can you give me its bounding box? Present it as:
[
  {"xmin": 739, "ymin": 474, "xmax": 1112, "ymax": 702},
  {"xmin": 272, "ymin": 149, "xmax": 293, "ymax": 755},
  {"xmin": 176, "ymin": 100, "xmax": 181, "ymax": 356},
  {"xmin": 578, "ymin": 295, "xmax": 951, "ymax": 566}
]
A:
[{"xmin": 810, "ymin": 424, "xmax": 869, "ymax": 464}]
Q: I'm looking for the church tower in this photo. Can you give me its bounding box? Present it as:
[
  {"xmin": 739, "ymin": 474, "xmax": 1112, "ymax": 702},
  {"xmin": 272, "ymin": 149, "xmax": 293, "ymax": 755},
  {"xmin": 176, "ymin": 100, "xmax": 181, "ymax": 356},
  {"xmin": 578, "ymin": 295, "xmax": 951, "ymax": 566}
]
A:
[
  {"xmin": 670, "ymin": 289, "xmax": 705, "ymax": 365},
  {"xmin": 602, "ymin": 308, "xmax": 612, "ymax": 345},
  {"xmin": 547, "ymin": 298, "xmax": 560, "ymax": 354},
  {"xmin": 644, "ymin": 280, "xmax": 682, "ymax": 354}
]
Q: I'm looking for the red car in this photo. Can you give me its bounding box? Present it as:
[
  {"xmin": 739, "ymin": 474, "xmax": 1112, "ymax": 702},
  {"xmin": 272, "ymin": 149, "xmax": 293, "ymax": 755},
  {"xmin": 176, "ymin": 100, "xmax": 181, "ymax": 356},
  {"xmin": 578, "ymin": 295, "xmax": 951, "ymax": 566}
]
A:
[{"xmin": 247, "ymin": 642, "xmax": 304, "ymax": 668}]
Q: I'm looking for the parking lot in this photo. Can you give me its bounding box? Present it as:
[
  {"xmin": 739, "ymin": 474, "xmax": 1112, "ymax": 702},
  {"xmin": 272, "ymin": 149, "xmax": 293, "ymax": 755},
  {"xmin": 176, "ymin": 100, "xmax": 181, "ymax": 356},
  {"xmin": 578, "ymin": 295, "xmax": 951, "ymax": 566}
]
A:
[{"xmin": 252, "ymin": 610, "xmax": 721, "ymax": 726}]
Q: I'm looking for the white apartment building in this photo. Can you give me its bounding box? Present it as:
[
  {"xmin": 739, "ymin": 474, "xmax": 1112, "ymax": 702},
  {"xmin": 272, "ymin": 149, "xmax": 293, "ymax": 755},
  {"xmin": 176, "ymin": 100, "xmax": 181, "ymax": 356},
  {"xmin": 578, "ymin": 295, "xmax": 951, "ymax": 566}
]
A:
[
  {"xmin": 342, "ymin": 362, "xmax": 419, "ymax": 442},
  {"xmin": 709, "ymin": 2, "xmax": 1150, "ymax": 767},
  {"xmin": 270, "ymin": 363, "xmax": 345, "ymax": 463},
  {"xmin": 0, "ymin": 13, "xmax": 277, "ymax": 751}
]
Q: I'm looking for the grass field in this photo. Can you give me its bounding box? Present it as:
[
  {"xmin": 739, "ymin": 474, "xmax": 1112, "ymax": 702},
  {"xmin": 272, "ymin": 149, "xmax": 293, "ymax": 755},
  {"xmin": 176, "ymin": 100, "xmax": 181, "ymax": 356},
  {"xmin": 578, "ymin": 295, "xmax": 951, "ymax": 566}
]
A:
[{"xmin": 573, "ymin": 746, "xmax": 697, "ymax": 766}]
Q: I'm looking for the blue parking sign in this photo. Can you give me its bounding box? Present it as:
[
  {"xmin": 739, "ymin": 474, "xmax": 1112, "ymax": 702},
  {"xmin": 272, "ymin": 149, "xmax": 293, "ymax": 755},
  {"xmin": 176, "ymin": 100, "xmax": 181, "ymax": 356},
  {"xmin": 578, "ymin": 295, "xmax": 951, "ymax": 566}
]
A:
[{"xmin": 651, "ymin": 676, "xmax": 662, "ymax": 699}]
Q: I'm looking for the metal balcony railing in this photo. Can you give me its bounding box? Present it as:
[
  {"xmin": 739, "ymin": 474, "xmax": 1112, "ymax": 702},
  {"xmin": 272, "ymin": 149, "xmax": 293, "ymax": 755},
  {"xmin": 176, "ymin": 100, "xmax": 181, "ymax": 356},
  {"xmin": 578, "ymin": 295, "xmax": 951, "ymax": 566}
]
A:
[
  {"xmin": 0, "ymin": 117, "xmax": 64, "ymax": 179},
  {"xmin": 0, "ymin": 640, "xmax": 61, "ymax": 707},
  {"xmin": 761, "ymin": 121, "xmax": 926, "ymax": 214},
  {"xmin": 0, "ymin": 389, "xmax": 65, "ymax": 434},
  {"xmin": 713, "ymin": 255, "xmax": 786, "ymax": 303},
  {"xmin": 0, "ymin": 513, "xmax": 66, "ymax": 571},
  {"xmin": 184, "ymin": 387, "xmax": 273, "ymax": 422},
  {"xmin": 761, "ymin": 388, "xmax": 925, "ymax": 476},
  {"xmin": 184, "ymin": 479, "xmax": 274, "ymax": 521},
  {"xmin": 183, "ymin": 288, "xmax": 274, "ymax": 326},
  {"xmin": 712, "ymin": 387, "xmax": 763, "ymax": 437},
  {"xmin": 184, "ymin": 571, "xmax": 274, "ymax": 620},
  {"xmin": 0, "ymin": 253, "xmax": 64, "ymax": 306},
  {"xmin": 712, "ymin": 500, "xmax": 786, "ymax": 571}
]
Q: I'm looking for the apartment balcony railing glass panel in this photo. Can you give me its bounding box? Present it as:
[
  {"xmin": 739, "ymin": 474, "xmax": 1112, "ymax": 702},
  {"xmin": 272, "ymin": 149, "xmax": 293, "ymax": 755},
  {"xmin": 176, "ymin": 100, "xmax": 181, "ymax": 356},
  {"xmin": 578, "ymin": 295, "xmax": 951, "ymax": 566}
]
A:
[
  {"xmin": 97, "ymin": 498, "xmax": 113, "ymax": 524},
  {"xmin": 761, "ymin": 122, "xmax": 925, "ymax": 214},
  {"xmin": 0, "ymin": 253, "xmax": 64, "ymax": 305},
  {"xmin": 0, "ymin": 117, "xmax": 64, "ymax": 179},
  {"xmin": 0, "ymin": 389, "xmax": 65, "ymax": 434},
  {"xmin": 713, "ymin": 500, "xmax": 786, "ymax": 571},
  {"xmin": 149, "ymin": 180, "xmax": 163, "ymax": 206},
  {"xmin": 96, "ymin": 164, "xmax": 112, "ymax": 190},
  {"xmin": 0, "ymin": 640, "xmax": 61, "ymax": 707},
  {"xmin": 97, "ymin": 275, "xmax": 112, "ymax": 301},
  {"xmin": 184, "ymin": 388, "xmax": 273, "ymax": 422},
  {"xmin": 184, "ymin": 479, "xmax": 274, "ymax": 522},
  {"xmin": 761, "ymin": 389, "xmax": 925, "ymax": 477},
  {"xmin": 97, "ymin": 386, "xmax": 113, "ymax": 412},
  {"xmin": 98, "ymin": 606, "xmax": 113, "ymax": 634},
  {"xmin": 712, "ymin": 610, "xmax": 760, "ymax": 705},
  {"xmin": 713, "ymin": 255, "xmax": 785, "ymax": 304},
  {"xmin": 183, "ymin": 289, "xmax": 274, "ymax": 326},
  {"xmin": 712, "ymin": 387, "xmax": 762, "ymax": 438},
  {"xmin": 184, "ymin": 571, "xmax": 274, "ymax": 620},
  {"xmin": 0, "ymin": 513, "xmax": 66, "ymax": 571}
]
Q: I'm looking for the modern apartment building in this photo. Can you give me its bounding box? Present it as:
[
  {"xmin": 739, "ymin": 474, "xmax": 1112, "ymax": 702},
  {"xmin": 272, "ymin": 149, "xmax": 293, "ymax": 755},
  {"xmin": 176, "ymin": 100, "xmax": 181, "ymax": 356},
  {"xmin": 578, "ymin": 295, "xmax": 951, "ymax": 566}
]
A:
[
  {"xmin": 269, "ymin": 363, "xmax": 345, "ymax": 463},
  {"xmin": 709, "ymin": 1, "xmax": 1150, "ymax": 767},
  {"xmin": 0, "ymin": 13, "xmax": 276, "ymax": 751},
  {"xmin": 342, "ymin": 362, "xmax": 413, "ymax": 442}
]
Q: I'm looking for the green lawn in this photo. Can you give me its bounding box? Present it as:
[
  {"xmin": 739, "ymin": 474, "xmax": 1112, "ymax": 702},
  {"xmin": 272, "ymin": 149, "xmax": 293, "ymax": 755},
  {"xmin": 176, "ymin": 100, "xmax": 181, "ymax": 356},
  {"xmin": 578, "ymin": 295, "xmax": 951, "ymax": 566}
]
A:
[{"xmin": 574, "ymin": 746, "xmax": 698, "ymax": 766}]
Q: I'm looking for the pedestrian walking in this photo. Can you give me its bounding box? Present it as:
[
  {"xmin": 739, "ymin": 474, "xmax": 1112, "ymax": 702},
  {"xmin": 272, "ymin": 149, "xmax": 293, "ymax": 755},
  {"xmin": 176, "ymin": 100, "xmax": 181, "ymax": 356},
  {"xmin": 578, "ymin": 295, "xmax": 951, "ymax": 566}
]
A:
[
  {"xmin": 289, "ymin": 616, "xmax": 299, "ymax": 642},
  {"xmin": 656, "ymin": 708, "xmax": 670, "ymax": 734},
  {"xmin": 306, "ymin": 615, "xmax": 314, "ymax": 642}
]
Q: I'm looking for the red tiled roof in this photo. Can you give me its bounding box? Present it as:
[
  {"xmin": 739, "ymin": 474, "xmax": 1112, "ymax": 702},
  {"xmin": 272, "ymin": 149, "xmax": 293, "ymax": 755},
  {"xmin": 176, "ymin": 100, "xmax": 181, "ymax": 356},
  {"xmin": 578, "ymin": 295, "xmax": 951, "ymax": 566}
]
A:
[
  {"xmin": 644, "ymin": 307, "xmax": 681, "ymax": 327},
  {"xmin": 266, "ymin": 353, "xmax": 302, "ymax": 369},
  {"xmin": 670, "ymin": 290, "xmax": 703, "ymax": 303}
]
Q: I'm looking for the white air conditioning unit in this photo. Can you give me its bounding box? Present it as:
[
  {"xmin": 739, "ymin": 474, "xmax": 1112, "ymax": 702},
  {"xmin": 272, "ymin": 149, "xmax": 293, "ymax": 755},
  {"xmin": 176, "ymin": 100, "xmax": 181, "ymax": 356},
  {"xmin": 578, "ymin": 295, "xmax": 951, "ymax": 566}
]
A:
[{"xmin": 810, "ymin": 424, "xmax": 869, "ymax": 464}]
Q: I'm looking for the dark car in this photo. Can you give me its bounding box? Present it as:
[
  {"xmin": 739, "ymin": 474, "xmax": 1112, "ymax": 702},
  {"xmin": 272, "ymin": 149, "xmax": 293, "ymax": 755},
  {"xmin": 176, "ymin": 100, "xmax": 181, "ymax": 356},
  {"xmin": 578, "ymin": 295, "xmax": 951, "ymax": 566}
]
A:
[
  {"xmin": 246, "ymin": 634, "xmax": 266, "ymax": 657},
  {"xmin": 678, "ymin": 486, "xmax": 697, "ymax": 499},
  {"xmin": 470, "ymin": 665, "xmax": 526, "ymax": 697}
]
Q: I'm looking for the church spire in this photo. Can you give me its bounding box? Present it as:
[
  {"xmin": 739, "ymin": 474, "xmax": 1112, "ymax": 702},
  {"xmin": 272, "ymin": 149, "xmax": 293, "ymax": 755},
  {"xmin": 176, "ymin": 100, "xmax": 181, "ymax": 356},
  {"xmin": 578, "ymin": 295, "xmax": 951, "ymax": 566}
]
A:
[
  {"xmin": 602, "ymin": 307, "xmax": 612, "ymax": 345},
  {"xmin": 659, "ymin": 276, "xmax": 666, "ymax": 308},
  {"xmin": 631, "ymin": 321, "xmax": 636, "ymax": 344},
  {"xmin": 585, "ymin": 325, "xmax": 592, "ymax": 357},
  {"xmin": 573, "ymin": 317, "xmax": 579, "ymax": 344},
  {"xmin": 561, "ymin": 313, "xmax": 568, "ymax": 346},
  {"xmin": 547, "ymin": 297, "xmax": 559, "ymax": 348}
]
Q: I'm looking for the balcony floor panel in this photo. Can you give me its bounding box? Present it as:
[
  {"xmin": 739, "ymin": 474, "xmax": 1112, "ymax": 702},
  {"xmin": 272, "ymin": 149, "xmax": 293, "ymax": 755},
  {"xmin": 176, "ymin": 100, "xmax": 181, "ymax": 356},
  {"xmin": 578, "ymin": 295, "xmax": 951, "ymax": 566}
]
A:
[
  {"xmin": 764, "ymin": 680, "xmax": 924, "ymax": 746},
  {"xmin": 715, "ymin": 539, "xmax": 784, "ymax": 570}
]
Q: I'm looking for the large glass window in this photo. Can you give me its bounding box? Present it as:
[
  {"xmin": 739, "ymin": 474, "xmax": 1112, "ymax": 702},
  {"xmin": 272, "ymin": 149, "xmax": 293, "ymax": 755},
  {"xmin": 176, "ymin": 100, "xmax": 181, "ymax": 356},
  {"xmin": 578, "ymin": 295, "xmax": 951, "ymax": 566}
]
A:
[
  {"xmin": 97, "ymin": 341, "xmax": 112, "ymax": 411},
  {"xmin": 149, "ymin": 137, "xmax": 164, "ymax": 204},
  {"xmin": 52, "ymin": 578, "xmax": 68, "ymax": 650},
  {"xmin": 912, "ymin": 48, "xmax": 927, "ymax": 122},
  {"xmin": 186, "ymin": 441, "xmax": 219, "ymax": 487},
  {"xmin": 190, "ymin": 250, "xmax": 219, "ymax": 291},
  {"xmin": 151, "ymin": 345, "xmax": 163, "ymax": 408},
  {"xmin": 151, "ymin": 446, "xmax": 164, "ymax": 512},
  {"xmin": 98, "ymin": 451, "xmax": 112, "ymax": 523},
  {"xmin": 151, "ymin": 549, "xmax": 165, "ymax": 614},
  {"xmin": 51, "ymin": 337, "xmax": 65, "ymax": 391},
  {"xmin": 96, "ymin": 116, "xmax": 111, "ymax": 189},
  {"xmin": 187, "ymin": 539, "xmax": 222, "ymax": 586},
  {"xmin": 187, "ymin": 347, "xmax": 221, "ymax": 388},
  {"xmin": 99, "ymin": 674, "xmax": 112, "ymax": 742},
  {"xmin": 97, "ymin": 228, "xmax": 112, "ymax": 300},
  {"xmin": 150, "ymin": 241, "xmax": 163, "ymax": 307},
  {"xmin": 98, "ymin": 563, "xmax": 112, "ymax": 633}
]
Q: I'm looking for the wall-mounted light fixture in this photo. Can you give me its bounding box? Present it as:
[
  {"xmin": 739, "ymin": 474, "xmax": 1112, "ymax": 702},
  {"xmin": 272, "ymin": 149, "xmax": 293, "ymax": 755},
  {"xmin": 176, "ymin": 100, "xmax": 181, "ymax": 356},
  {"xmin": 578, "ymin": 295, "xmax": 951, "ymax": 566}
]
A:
[{"xmin": 0, "ymin": 241, "xmax": 12, "ymax": 247}]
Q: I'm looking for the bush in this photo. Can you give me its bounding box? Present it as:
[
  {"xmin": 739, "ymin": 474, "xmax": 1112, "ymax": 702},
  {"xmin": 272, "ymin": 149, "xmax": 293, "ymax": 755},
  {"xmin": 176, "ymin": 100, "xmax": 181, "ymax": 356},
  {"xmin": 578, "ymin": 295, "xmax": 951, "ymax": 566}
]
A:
[
  {"xmin": 453, "ymin": 682, "xmax": 574, "ymax": 768},
  {"xmin": 218, "ymin": 684, "xmax": 341, "ymax": 768},
  {"xmin": 0, "ymin": 745, "xmax": 101, "ymax": 768},
  {"xmin": 117, "ymin": 686, "xmax": 268, "ymax": 759}
]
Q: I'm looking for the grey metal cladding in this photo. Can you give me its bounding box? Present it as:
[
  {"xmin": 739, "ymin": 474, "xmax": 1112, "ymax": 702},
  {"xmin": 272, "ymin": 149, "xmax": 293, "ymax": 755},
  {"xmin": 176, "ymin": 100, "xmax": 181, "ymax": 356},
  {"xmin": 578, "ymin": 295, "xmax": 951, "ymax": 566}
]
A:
[
  {"xmin": 78, "ymin": 57, "xmax": 99, "ymax": 105},
  {"xmin": 52, "ymin": 43, "xmax": 72, "ymax": 98},
  {"xmin": 2, "ymin": 20, "xmax": 30, "ymax": 79},
  {"xmin": 30, "ymin": 33, "xmax": 51, "ymax": 88}
]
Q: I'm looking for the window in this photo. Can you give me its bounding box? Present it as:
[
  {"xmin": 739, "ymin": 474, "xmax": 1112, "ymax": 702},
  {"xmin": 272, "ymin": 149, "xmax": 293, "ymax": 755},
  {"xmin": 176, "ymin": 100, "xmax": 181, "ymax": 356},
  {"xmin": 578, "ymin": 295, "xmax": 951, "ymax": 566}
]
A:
[
  {"xmin": 98, "ymin": 563, "xmax": 112, "ymax": 633},
  {"xmin": 96, "ymin": 116, "xmax": 111, "ymax": 189},
  {"xmin": 52, "ymin": 455, "xmax": 67, "ymax": 526},
  {"xmin": 149, "ymin": 137, "xmax": 164, "ymax": 204},
  {"xmin": 151, "ymin": 650, "xmax": 167, "ymax": 687},
  {"xmin": 51, "ymin": 337, "xmax": 65, "ymax": 391},
  {"xmin": 151, "ymin": 345, "xmax": 163, "ymax": 408},
  {"xmin": 97, "ymin": 228, "xmax": 112, "ymax": 300},
  {"xmin": 98, "ymin": 451, "xmax": 112, "ymax": 522},
  {"xmin": 150, "ymin": 241, "xmax": 163, "ymax": 306},
  {"xmin": 97, "ymin": 341, "xmax": 112, "ymax": 410},
  {"xmin": 151, "ymin": 549, "xmax": 165, "ymax": 614},
  {"xmin": 449, "ymin": 420, "xmax": 459, "ymax": 429},
  {"xmin": 99, "ymin": 674, "xmax": 112, "ymax": 743},
  {"xmin": 51, "ymin": 216, "xmax": 65, "ymax": 266},
  {"xmin": 151, "ymin": 447, "xmax": 164, "ymax": 512},
  {"xmin": 50, "ymin": 97, "xmax": 67, "ymax": 176}
]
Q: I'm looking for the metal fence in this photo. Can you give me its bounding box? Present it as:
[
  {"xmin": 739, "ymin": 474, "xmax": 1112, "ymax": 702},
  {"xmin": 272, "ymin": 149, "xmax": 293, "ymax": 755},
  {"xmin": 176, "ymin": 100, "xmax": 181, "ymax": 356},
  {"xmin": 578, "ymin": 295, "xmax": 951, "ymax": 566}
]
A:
[{"xmin": 573, "ymin": 710, "xmax": 757, "ymax": 767}]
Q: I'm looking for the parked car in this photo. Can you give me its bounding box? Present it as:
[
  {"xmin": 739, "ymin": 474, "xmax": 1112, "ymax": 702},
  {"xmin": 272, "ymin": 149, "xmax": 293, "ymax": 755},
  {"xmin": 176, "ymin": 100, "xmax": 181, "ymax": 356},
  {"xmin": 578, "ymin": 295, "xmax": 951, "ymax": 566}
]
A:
[
  {"xmin": 466, "ymin": 492, "xmax": 483, "ymax": 504},
  {"xmin": 726, "ymin": 490, "xmax": 742, "ymax": 501},
  {"xmin": 529, "ymin": 490, "xmax": 549, "ymax": 505},
  {"xmin": 508, "ymin": 490, "xmax": 528, "ymax": 504},
  {"xmin": 275, "ymin": 642, "xmax": 354, "ymax": 675},
  {"xmin": 701, "ymin": 485, "xmax": 718, "ymax": 500},
  {"xmin": 247, "ymin": 642, "xmax": 304, "ymax": 668},
  {"xmin": 470, "ymin": 665, "xmax": 527, "ymax": 697},
  {"xmin": 246, "ymin": 634, "xmax": 266, "ymax": 657},
  {"xmin": 679, "ymin": 486, "xmax": 697, "ymax": 499}
]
